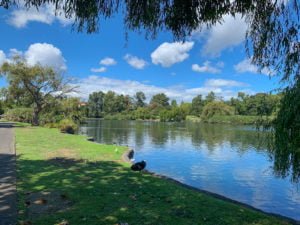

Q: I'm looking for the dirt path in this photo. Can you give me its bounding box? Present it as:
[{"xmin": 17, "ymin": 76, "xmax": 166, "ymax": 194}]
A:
[{"xmin": 0, "ymin": 127, "xmax": 16, "ymax": 225}]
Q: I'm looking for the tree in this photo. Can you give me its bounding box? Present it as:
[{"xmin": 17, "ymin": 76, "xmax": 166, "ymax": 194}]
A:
[
  {"xmin": 88, "ymin": 91, "xmax": 105, "ymax": 118},
  {"xmin": 150, "ymin": 93, "xmax": 169, "ymax": 108},
  {"xmin": 160, "ymin": 107, "xmax": 186, "ymax": 122},
  {"xmin": 134, "ymin": 91, "xmax": 146, "ymax": 108},
  {"xmin": 205, "ymin": 92, "xmax": 216, "ymax": 103},
  {"xmin": 0, "ymin": 100, "xmax": 3, "ymax": 115},
  {"xmin": 0, "ymin": 59, "xmax": 75, "ymax": 125},
  {"xmin": 103, "ymin": 91, "xmax": 118, "ymax": 113},
  {"xmin": 60, "ymin": 97, "xmax": 84, "ymax": 122},
  {"xmin": 191, "ymin": 95, "xmax": 204, "ymax": 116},
  {"xmin": 2, "ymin": 0, "xmax": 299, "ymax": 151},
  {"xmin": 272, "ymin": 79, "xmax": 300, "ymax": 182},
  {"xmin": 1, "ymin": 1, "xmax": 298, "ymax": 82},
  {"xmin": 179, "ymin": 102, "xmax": 192, "ymax": 116},
  {"xmin": 171, "ymin": 99, "xmax": 177, "ymax": 107},
  {"xmin": 116, "ymin": 94, "xmax": 133, "ymax": 112},
  {"xmin": 201, "ymin": 102, "xmax": 234, "ymax": 119},
  {"xmin": 0, "ymin": 88, "xmax": 7, "ymax": 115}
]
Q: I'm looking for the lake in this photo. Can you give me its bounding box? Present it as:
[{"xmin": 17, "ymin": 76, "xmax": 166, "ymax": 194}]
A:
[{"xmin": 79, "ymin": 119, "xmax": 300, "ymax": 221}]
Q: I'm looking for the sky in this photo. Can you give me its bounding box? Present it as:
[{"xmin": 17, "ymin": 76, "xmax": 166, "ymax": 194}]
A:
[{"xmin": 0, "ymin": 4, "xmax": 281, "ymax": 102}]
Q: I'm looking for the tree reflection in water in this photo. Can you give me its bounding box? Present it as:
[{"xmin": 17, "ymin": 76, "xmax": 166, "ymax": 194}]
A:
[{"xmin": 80, "ymin": 119, "xmax": 299, "ymax": 184}]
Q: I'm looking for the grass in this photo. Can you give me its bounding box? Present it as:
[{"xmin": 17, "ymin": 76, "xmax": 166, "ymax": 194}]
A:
[{"xmin": 15, "ymin": 127, "xmax": 291, "ymax": 225}]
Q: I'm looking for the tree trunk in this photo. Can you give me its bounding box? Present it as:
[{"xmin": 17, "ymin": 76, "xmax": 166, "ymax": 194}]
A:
[{"xmin": 32, "ymin": 107, "xmax": 41, "ymax": 126}]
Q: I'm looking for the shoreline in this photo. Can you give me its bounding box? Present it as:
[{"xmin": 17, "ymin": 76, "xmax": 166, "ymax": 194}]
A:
[
  {"xmin": 84, "ymin": 115, "xmax": 273, "ymax": 125},
  {"xmin": 15, "ymin": 126, "xmax": 297, "ymax": 224},
  {"xmin": 121, "ymin": 149, "xmax": 299, "ymax": 225}
]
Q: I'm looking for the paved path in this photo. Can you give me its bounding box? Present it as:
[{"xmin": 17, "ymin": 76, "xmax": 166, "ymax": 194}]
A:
[{"xmin": 0, "ymin": 128, "xmax": 16, "ymax": 225}]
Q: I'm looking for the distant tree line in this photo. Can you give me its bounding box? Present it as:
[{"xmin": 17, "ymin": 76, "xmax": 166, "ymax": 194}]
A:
[
  {"xmin": 85, "ymin": 90, "xmax": 281, "ymax": 123},
  {"xmin": 0, "ymin": 57, "xmax": 283, "ymax": 126}
]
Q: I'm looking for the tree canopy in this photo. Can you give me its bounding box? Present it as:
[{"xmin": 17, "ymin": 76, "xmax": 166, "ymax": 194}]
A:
[
  {"xmin": 1, "ymin": 0, "xmax": 299, "ymax": 83},
  {"xmin": 0, "ymin": 58, "xmax": 75, "ymax": 125}
]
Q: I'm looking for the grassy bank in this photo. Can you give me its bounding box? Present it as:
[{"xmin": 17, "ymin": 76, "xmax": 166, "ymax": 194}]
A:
[
  {"xmin": 186, "ymin": 115, "xmax": 273, "ymax": 125},
  {"xmin": 16, "ymin": 127, "xmax": 290, "ymax": 225}
]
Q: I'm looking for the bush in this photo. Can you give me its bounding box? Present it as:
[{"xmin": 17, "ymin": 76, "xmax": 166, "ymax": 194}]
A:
[
  {"xmin": 206, "ymin": 115, "xmax": 266, "ymax": 124},
  {"xmin": 43, "ymin": 122, "xmax": 59, "ymax": 128},
  {"xmin": 201, "ymin": 102, "xmax": 234, "ymax": 120},
  {"xmin": 39, "ymin": 112, "xmax": 64, "ymax": 125},
  {"xmin": 58, "ymin": 119, "xmax": 78, "ymax": 134},
  {"xmin": 159, "ymin": 108, "xmax": 186, "ymax": 122},
  {"xmin": 133, "ymin": 107, "xmax": 153, "ymax": 120},
  {"xmin": 4, "ymin": 107, "xmax": 33, "ymax": 123},
  {"xmin": 104, "ymin": 112, "xmax": 135, "ymax": 120},
  {"xmin": 186, "ymin": 115, "xmax": 202, "ymax": 122}
]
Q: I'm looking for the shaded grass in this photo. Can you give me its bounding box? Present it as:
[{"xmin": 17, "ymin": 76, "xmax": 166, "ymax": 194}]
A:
[{"xmin": 16, "ymin": 127, "xmax": 291, "ymax": 225}]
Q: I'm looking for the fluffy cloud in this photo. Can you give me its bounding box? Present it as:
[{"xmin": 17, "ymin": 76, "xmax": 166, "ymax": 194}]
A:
[
  {"xmin": 0, "ymin": 43, "xmax": 66, "ymax": 71},
  {"xmin": 8, "ymin": 3, "xmax": 74, "ymax": 28},
  {"xmin": 193, "ymin": 14, "xmax": 247, "ymax": 57},
  {"xmin": 124, "ymin": 54, "xmax": 147, "ymax": 69},
  {"xmin": 100, "ymin": 57, "xmax": 117, "ymax": 66},
  {"xmin": 151, "ymin": 42, "xmax": 194, "ymax": 67},
  {"xmin": 24, "ymin": 43, "xmax": 66, "ymax": 71},
  {"xmin": 204, "ymin": 79, "xmax": 247, "ymax": 87},
  {"xmin": 90, "ymin": 67, "xmax": 106, "ymax": 73},
  {"xmin": 72, "ymin": 75, "xmax": 251, "ymax": 102},
  {"xmin": 234, "ymin": 58, "xmax": 272, "ymax": 76},
  {"xmin": 0, "ymin": 50, "xmax": 7, "ymax": 66},
  {"xmin": 8, "ymin": 48, "xmax": 23, "ymax": 58},
  {"xmin": 192, "ymin": 61, "xmax": 222, "ymax": 74}
]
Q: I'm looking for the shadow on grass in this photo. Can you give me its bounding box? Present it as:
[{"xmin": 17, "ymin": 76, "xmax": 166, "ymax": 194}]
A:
[{"xmin": 17, "ymin": 157, "xmax": 292, "ymax": 225}]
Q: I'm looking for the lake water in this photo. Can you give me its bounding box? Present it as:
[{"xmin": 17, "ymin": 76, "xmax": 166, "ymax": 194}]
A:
[{"xmin": 79, "ymin": 119, "xmax": 300, "ymax": 221}]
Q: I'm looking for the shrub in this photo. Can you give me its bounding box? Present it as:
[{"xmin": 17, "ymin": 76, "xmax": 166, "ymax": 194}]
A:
[
  {"xmin": 43, "ymin": 122, "xmax": 59, "ymax": 128},
  {"xmin": 159, "ymin": 108, "xmax": 186, "ymax": 122},
  {"xmin": 4, "ymin": 107, "xmax": 33, "ymax": 123},
  {"xmin": 134, "ymin": 107, "xmax": 152, "ymax": 120},
  {"xmin": 186, "ymin": 115, "xmax": 202, "ymax": 122},
  {"xmin": 58, "ymin": 119, "xmax": 78, "ymax": 134},
  {"xmin": 39, "ymin": 112, "xmax": 64, "ymax": 125},
  {"xmin": 201, "ymin": 102, "xmax": 234, "ymax": 120}
]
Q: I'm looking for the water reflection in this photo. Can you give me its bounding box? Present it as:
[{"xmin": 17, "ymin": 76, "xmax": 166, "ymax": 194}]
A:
[
  {"xmin": 79, "ymin": 119, "xmax": 300, "ymax": 220},
  {"xmin": 82, "ymin": 120, "xmax": 269, "ymax": 153}
]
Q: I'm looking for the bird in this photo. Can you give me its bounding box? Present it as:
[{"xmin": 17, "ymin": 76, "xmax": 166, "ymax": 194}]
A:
[{"xmin": 131, "ymin": 160, "xmax": 146, "ymax": 171}]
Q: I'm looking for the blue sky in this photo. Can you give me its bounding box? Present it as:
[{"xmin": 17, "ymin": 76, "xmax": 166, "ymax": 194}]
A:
[{"xmin": 0, "ymin": 5, "xmax": 281, "ymax": 102}]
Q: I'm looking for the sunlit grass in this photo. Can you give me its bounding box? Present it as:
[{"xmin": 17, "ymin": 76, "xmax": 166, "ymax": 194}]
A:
[{"xmin": 16, "ymin": 127, "xmax": 291, "ymax": 225}]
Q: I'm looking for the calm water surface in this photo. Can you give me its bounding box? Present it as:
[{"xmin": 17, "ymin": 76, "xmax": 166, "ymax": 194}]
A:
[{"xmin": 79, "ymin": 119, "xmax": 300, "ymax": 221}]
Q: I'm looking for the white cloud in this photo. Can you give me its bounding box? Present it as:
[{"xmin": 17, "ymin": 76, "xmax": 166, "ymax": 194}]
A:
[
  {"xmin": 0, "ymin": 50, "xmax": 7, "ymax": 66},
  {"xmin": 151, "ymin": 42, "xmax": 194, "ymax": 67},
  {"xmin": 8, "ymin": 3, "xmax": 74, "ymax": 28},
  {"xmin": 25, "ymin": 43, "xmax": 66, "ymax": 71},
  {"xmin": 90, "ymin": 67, "xmax": 106, "ymax": 73},
  {"xmin": 72, "ymin": 75, "xmax": 252, "ymax": 102},
  {"xmin": 100, "ymin": 57, "xmax": 117, "ymax": 66},
  {"xmin": 193, "ymin": 14, "xmax": 247, "ymax": 57},
  {"xmin": 234, "ymin": 58, "xmax": 272, "ymax": 76},
  {"xmin": 124, "ymin": 54, "xmax": 147, "ymax": 69},
  {"xmin": 9, "ymin": 48, "xmax": 23, "ymax": 58},
  {"xmin": 204, "ymin": 79, "xmax": 247, "ymax": 87},
  {"xmin": 192, "ymin": 61, "xmax": 221, "ymax": 74}
]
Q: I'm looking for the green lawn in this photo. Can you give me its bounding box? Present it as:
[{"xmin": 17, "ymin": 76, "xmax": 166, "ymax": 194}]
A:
[{"xmin": 16, "ymin": 127, "xmax": 291, "ymax": 225}]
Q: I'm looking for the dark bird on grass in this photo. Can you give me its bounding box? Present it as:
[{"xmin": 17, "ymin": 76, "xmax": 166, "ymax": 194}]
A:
[{"xmin": 131, "ymin": 160, "xmax": 146, "ymax": 171}]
